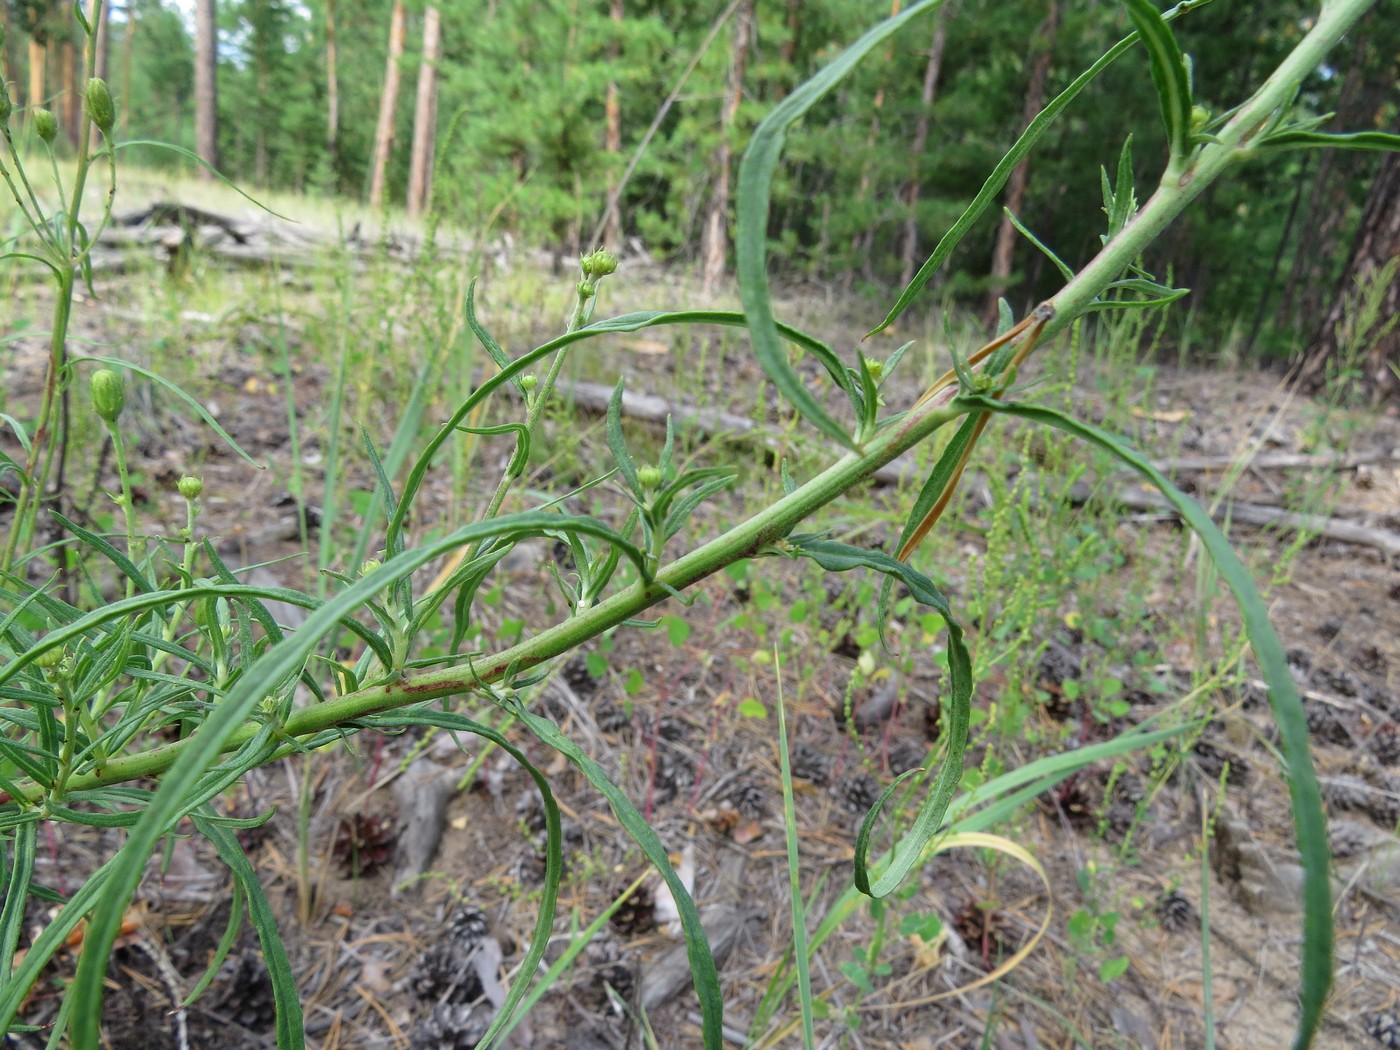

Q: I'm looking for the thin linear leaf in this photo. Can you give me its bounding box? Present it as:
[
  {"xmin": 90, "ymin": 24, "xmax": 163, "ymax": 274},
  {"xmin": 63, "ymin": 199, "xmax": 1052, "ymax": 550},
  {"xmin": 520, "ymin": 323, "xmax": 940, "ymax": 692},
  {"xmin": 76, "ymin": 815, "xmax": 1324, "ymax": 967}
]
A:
[
  {"xmin": 737, "ymin": 0, "xmax": 953, "ymax": 447},
  {"xmin": 466, "ymin": 278, "xmax": 524, "ymax": 394},
  {"xmin": 871, "ymin": 0, "xmax": 1213, "ymax": 336},
  {"xmin": 1255, "ymin": 129, "xmax": 1400, "ymax": 154},
  {"xmin": 0, "ymin": 823, "xmax": 36, "ymax": 977},
  {"xmin": 72, "ymin": 356, "xmax": 264, "ymax": 468},
  {"xmin": 1122, "ymin": 0, "xmax": 1194, "ymax": 165},
  {"xmin": 511, "ymin": 703, "xmax": 723, "ymax": 1049},
  {"xmin": 196, "ymin": 815, "xmax": 304, "ymax": 1048},
  {"xmin": 791, "ymin": 539, "xmax": 971, "ymax": 898},
  {"xmin": 389, "ymin": 309, "xmax": 841, "ymax": 546},
  {"xmin": 958, "ymin": 393, "xmax": 1330, "ymax": 1049},
  {"xmin": 367, "ymin": 709, "xmax": 560, "ymax": 1050}
]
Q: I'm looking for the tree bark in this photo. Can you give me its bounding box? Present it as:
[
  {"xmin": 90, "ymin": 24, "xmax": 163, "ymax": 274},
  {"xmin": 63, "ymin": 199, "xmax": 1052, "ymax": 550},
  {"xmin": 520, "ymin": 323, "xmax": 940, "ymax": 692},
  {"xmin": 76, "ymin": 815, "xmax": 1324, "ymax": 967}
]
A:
[
  {"xmin": 900, "ymin": 7, "xmax": 949, "ymax": 289},
  {"xmin": 601, "ymin": 0, "xmax": 623, "ymax": 246},
  {"xmin": 60, "ymin": 32, "xmax": 79, "ymax": 147},
  {"xmin": 700, "ymin": 0, "xmax": 751, "ymax": 295},
  {"xmin": 984, "ymin": 0, "xmax": 1060, "ymax": 329},
  {"xmin": 368, "ymin": 0, "xmax": 408, "ymax": 208},
  {"xmin": 325, "ymin": 0, "xmax": 339, "ymax": 181},
  {"xmin": 27, "ymin": 35, "xmax": 45, "ymax": 114},
  {"xmin": 1299, "ymin": 147, "xmax": 1400, "ymax": 399},
  {"xmin": 194, "ymin": 0, "xmax": 218, "ymax": 179},
  {"xmin": 406, "ymin": 4, "xmax": 441, "ymax": 218}
]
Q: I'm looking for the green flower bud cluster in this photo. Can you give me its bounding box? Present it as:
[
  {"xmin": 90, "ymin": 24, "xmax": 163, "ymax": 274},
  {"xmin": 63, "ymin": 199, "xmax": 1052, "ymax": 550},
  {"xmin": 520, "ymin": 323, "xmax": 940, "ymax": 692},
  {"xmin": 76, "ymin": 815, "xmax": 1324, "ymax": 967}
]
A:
[
  {"xmin": 89, "ymin": 369, "xmax": 125, "ymax": 424},
  {"xmin": 581, "ymin": 248, "xmax": 619, "ymax": 279},
  {"xmin": 178, "ymin": 475, "xmax": 203, "ymax": 500},
  {"xmin": 34, "ymin": 645, "xmax": 66, "ymax": 670},
  {"xmin": 86, "ymin": 78, "xmax": 115, "ymax": 135},
  {"xmin": 33, "ymin": 108, "xmax": 57, "ymax": 145},
  {"xmin": 636, "ymin": 465, "xmax": 662, "ymax": 491}
]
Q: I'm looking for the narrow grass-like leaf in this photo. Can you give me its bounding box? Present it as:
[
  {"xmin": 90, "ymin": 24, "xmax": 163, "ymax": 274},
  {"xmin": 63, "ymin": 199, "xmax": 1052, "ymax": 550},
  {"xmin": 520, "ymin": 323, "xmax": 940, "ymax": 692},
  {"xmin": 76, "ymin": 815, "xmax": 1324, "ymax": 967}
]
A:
[
  {"xmin": 0, "ymin": 822, "xmax": 36, "ymax": 978},
  {"xmin": 180, "ymin": 877, "xmax": 245, "ymax": 1007},
  {"xmin": 773, "ymin": 652, "xmax": 816, "ymax": 1050},
  {"xmin": 870, "ymin": 0, "xmax": 1212, "ymax": 336},
  {"xmin": 1122, "ymin": 0, "xmax": 1193, "ymax": 166},
  {"xmin": 110, "ymin": 141, "xmax": 296, "ymax": 219},
  {"xmin": 792, "ymin": 539, "xmax": 971, "ymax": 898},
  {"xmin": 607, "ymin": 380, "xmax": 641, "ymax": 497},
  {"xmin": 389, "ymin": 309, "xmax": 840, "ymax": 547},
  {"xmin": 50, "ymin": 511, "xmax": 154, "ymax": 594},
  {"xmin": 466, "ymin": 278, "xmax": 525, "ymax": 394},
  {"xmin": 1255, "ymin": 129, "xmax": 1400, "ymax": 153},
  {"xmin": 959, "ymin": 393, "xmax": 1329, "ymax": 1049},
  {"xmin": 1006, "ymin": 210, "xmax": 1075, "ymax": 282},
  {"xmin": 367, "ymin": 709, "xmax": 559, "ymax": 1050},
  {"xmin": 737, "ymin": 0, "xmax": 952, "ymax": 446},
  {"xmin": 196, "ymin": 815, "xmax": 304, "ymax": 1048},
  {"xmin": 511, "ymin": 703, "xmax": 723, "ymax": 1049}
]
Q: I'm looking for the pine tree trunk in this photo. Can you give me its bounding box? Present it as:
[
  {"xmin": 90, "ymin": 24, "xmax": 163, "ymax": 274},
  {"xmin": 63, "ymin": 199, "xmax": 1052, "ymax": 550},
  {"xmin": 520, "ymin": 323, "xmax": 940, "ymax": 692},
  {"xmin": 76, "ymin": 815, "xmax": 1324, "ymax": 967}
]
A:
[
  {"xmin": 194, "ymin": 0, "xmax": 218, "ymax": 179},
  {"xmin": 700, "ymin": 0, "xmax": 751, "ymax": 295},
  {"xmin": 900, "ymin": 7, "xmax": 949, "ymax": 289},
  {"xmin": 984, "ymin": 0, "xmax": 1060, "ymax": 328},
  {"xmin": 368, "ymin": 0, "xmax": 408, "ymax": 208},
  {"xmin": 326, "ymin": 0, "xmax": 339, "ymax": 177},
  {"xmin": 86, "ymin": 0, "xmax": 110, "ymax": 150},
  {"xmin": 120, "ymin": 0, "xmax": 135, "ymax": 133},
  {"xmin": 406, "ymin": 5, "xmax": 441, "ymax": 218},
  {"xmin": 28, "ymin": 36, "xmax": 45, "ymax": 116},
  {"xmin": 845, "ymin": 0, "xmax": 902, "ymax": 291},
  {"xmin": 601, "ymin": 0, "xmax": 623, "ymax": 246},
  {"xmin": 60, "ymin": 33, "xmax": 79, "ymax": 147},
  {"xmin": 1299, "ymin": 148, "xmax": 1400, "ymax": 399}
]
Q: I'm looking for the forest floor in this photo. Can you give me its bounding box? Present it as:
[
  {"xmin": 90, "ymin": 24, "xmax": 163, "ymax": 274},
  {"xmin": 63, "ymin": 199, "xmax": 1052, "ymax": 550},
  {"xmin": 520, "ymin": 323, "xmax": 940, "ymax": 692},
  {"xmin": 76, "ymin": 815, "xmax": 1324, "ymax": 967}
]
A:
[{"xmin": 4, "ymin": 193, "xmax": 1400, "ymax": 1050}]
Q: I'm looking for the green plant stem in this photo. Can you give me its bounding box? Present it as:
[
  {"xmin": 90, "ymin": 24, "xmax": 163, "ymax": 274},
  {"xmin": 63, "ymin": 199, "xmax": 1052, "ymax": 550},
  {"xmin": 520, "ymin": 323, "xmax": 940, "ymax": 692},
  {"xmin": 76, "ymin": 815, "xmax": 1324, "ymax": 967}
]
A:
[
  {"xmin": 1, "ymin": 0, "xmax": 1377, "ymax": 804},
  {"xmin": 1041, "ymin": 0, "xmax": 1371, "ymax": 342},
  {"xmin": 1, "ymin": 271, "xmax": 75, "ymax": 574},
  {"xmin": 467, "ymin": 276, "xmax": 598, "ymax": 556},
  {"xmin": 104, "ymin": 421, "xmax": 141, "ymax": 601}
]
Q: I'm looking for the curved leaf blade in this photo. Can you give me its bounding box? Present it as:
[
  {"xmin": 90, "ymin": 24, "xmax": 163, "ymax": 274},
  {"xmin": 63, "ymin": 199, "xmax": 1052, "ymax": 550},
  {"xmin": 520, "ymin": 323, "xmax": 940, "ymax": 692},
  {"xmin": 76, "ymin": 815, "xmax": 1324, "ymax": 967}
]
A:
[{"xmin": 737, "ymin": 0, "xmax": 954, "ymax": 447}]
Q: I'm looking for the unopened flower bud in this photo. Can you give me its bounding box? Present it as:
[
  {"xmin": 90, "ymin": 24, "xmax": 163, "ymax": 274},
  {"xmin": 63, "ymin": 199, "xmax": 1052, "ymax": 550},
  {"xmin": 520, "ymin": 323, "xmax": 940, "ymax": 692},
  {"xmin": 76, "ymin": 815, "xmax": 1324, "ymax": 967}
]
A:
[
  {"xmin": 34, "ymin": 645, "xmax": 65, "ymax": 670},
  {"xmin": 178, "ymin": 475, "xmax": 203, "ymax": 500},
  {"xmin": 637, "ymin": 465, "xmax": 662, "ymax": 490},
  {"xmin": 89, "ymin": 369, "xmax": 125, "ymax": 423},
  {"xmin": 33, "ymin": 108, "xmax": 57, "ymax": 145},
  {"xmin": 86, "ymin": 77, "xmax": 115, "ymax": 135},
  {"xmin": 520, "ymin": 373, "xmax": 538, "ymax": 392},
  {"xmin": 360, "ymin": 558, "xmax": 382, "ymax": 576},
  {"xmin": 581, "ymin": 248, "xmax": 618, "ymax": 279}
]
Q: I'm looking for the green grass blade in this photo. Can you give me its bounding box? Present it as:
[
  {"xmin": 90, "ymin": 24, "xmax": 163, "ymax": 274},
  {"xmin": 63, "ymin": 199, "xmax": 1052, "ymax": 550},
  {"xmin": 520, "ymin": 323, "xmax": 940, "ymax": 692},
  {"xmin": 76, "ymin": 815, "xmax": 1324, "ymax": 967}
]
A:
[
  {"xmin": 737, "ymin": 0, "xmax": 951, "ymax": 447},
  {"xmin": 959, "ymin": 393, "xmax": 1330, "ymax": 1050},
  {"xmin": 773, "ymin": 650, "xmax": 816, "ymax": 1050},
  {"xmin": 1122, "ymin": 0, "xmax": 1194, "ymax": 167}
]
